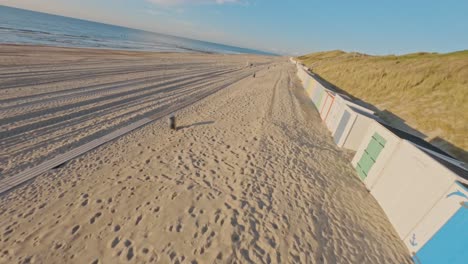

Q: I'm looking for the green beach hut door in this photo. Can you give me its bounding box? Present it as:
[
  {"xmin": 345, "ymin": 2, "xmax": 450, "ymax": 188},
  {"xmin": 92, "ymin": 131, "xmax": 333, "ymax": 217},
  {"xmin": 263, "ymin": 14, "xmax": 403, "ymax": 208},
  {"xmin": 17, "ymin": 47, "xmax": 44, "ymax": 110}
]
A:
[{"xmin": 356, "ymin": 133, "xmax": 386, "ymax": 180}]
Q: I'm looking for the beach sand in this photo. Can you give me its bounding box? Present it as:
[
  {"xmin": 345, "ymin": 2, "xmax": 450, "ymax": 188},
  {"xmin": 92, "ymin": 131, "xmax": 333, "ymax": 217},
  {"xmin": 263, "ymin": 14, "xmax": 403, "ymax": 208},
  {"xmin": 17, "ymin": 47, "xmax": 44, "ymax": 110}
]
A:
[{"xmin": 0, "ymin": 45, "xmax": 411, "ymax": 263}]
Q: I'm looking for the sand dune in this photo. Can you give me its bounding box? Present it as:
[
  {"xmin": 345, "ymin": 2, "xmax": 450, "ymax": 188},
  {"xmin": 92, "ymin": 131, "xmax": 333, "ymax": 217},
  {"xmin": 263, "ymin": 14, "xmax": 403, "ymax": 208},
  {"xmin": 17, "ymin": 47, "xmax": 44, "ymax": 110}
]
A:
[
  {"xmin": 0, "ymin": 46, "xmax": 411, "ymax": 263},
  {"xmin": 297, "ymin": 50, "xmax": 468, "ymax": 162}
]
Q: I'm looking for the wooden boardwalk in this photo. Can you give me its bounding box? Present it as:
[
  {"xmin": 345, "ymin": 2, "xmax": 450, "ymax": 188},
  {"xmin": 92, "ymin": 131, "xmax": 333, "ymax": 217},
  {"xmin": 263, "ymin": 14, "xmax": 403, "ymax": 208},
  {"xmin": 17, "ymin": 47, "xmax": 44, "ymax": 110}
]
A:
[{"xmin": 0, "ymin": 71, "xmax": 253, "ymax": 195}]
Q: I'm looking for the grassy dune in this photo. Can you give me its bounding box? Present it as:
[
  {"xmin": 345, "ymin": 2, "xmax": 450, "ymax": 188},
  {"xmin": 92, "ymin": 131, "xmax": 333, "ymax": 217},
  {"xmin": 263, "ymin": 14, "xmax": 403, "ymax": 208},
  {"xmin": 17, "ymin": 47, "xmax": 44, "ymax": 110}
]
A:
[{"xmin": 297, "ymin": 50, "xmax": 468, "ymax": 162}]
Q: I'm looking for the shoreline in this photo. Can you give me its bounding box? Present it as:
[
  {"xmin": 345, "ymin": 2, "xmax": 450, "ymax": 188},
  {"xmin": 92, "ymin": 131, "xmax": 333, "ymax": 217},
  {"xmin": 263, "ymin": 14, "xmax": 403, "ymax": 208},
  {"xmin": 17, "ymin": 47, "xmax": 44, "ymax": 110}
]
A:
[
  {"xmin": 0, "ymin": 4, "xmax": 278, "ymax": 57},
  {"xmin": 0, "ymin": 43, "xmax": 250, "ymax": 56}
]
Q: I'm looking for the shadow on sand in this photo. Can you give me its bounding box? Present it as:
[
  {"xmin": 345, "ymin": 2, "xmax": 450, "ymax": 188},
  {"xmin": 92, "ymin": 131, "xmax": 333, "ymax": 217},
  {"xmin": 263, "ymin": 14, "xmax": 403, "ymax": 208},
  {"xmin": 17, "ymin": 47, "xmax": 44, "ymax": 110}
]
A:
[{"xmin": 179, "ymin": 121, "xmax": 215, "ymax": 130}]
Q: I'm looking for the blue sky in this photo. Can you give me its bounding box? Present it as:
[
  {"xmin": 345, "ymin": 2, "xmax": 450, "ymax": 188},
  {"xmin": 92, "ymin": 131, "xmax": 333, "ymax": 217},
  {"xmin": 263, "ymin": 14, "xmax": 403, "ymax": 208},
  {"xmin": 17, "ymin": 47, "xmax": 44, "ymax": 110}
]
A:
[{"xmin": 1, "ymin": 0, "xmax": 467, "ymax": 55}]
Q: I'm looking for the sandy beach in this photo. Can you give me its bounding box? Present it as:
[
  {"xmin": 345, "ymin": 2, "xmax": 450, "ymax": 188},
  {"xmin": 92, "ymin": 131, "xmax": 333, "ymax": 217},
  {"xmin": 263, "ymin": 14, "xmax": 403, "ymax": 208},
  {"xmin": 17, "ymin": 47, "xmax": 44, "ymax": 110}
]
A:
[{"xmin": 0, "ymin": 45, "xmax": 411, "ymax": 263}]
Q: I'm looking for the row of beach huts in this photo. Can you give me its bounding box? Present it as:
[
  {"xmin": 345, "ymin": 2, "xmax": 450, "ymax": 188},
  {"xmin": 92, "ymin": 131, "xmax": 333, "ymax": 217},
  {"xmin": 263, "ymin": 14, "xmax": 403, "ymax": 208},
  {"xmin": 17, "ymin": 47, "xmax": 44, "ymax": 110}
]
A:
[{"xmin": 290, "ymin": 58, "xmax": 467, "ymax": 264}]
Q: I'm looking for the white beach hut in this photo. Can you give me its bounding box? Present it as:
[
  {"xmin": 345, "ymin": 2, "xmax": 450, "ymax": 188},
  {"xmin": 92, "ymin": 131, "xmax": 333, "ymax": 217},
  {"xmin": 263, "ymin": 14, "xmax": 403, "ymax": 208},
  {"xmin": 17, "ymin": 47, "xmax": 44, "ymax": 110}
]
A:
[
  {"xmin": 332, "ymin": 105, "xmax": 378, "ymax": 150},
  {"xmin": 306, "ymin": 79, "xmax": 316, "ymax": 99},
  {"xmin": 368, "ymin": 141, "xmax": 467, "ymax": 264},
  {"xmin": 296, "ymin": 66, "xmax": 306, "ymax": 83},
  {"xmin": 368, "ymin": 140, "xmax": 458, "ymax": 238},
  {"xmin": 324, "ymin": 94, "xmax": 348, "ymax": 132},
  {"xmin": 323, "ymin": 93, "xmax": 375, "ymax": 133},
  {"xmin": 351, "ymin": 121, "xmax": 455, "ymax": 188},
  {"xmin": 311, "ymin": 84, "xmax": 325, "ymax": 108},
  {"xmin": 351, "ymin": 121, "xmax": 468, "ymax": 264}
]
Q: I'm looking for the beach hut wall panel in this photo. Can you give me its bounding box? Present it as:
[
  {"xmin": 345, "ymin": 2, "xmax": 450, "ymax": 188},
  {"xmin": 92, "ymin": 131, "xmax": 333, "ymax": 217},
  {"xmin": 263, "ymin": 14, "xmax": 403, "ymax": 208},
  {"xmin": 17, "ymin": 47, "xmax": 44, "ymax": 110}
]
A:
[
  {"xmin": 303, "ymin": 72, "xmax": 311, "ymax": 86},
  {"xmin": 295, "ymin": 66, "xmax": 302, "ymax": 81},
  {"xmin": 302, "ymin": 74, "xmax": 309, "ymax": 87},
  {"xmin": 304, "ymin": 77, "xmax": 312, "ymax": 97},
  {"xmin": 297, "ymin": 68, "xmax": 304, "ymax": 82},
  {"xmin": 325, "ymin": 95, "xmax": 346, "ymax": 132},
  {"xmin": 307, "ymin": 79, "xmax": 318, "ymax": 99},
  {"xmin": 334, "ymin": 106, "xmax": 376, "ymax": 151},
  {"xmin": 405, "ymin": 181, "xmax": 467, "ymax": 263},
  {"xmin": 316, "ymin": 86, "xmax": 335, "ymax": 111},
  {"xmin": 319, "ymin": 91, "xmax": 335, "ymax": 120},
  {"xmin": 341, "ymin": 111, "xmax": 375, "ymax": 150},
  {"xmin": 303, "ymin": 74, "xmax": 311, "ymax": 90},
  {"xmin": 302, "ymin": 73, "xmax": 309, "ymax": 85},
  {"xmin": 305, "ymin": 80, "xmax": 312, "ymax": 98},
  {"xmin": 369, "ymin": 140, "xmax": 459, "ymax": 240},
  {"xmin": 296, "ymin": 69, "xmax": 321, "ymax": 103},
  {"xmin": 303, "ymin": 77, "xmax": 310, "ymax": 93},
  {"xmin": 333, "ymin": 109, "xmax": 351, "ymax": 143},
  {"xmin": 312, "ymin": 85, "xmax": 325, "ymax": 107},
  {"xmin": 297, "ymin": 70, "xmax": 319, "ymax": 103},
  {"xmin": 305, "ymin": 79, "xmax": 314, "ymax": 98},
  {"xmin": 351, "ymin": 121, "xmax": 402, "ymax": 187},
  {"xmin": 309, "ymin": 81, "xmax": 323, "ymax": 104},
  {"xmin": 325, "ymin": 94, "xmax": 352, "ymax": 132},
  {"xmin": 314, "ymin": 86, "xmax": 328, "ymax": 109},
  {"xmin": 298, "ymin": 68, "xmax": 307, "ymax": 83},
  {"xmin": 297, "ymin": 66, "xmax": 306, "ymax": 82}
]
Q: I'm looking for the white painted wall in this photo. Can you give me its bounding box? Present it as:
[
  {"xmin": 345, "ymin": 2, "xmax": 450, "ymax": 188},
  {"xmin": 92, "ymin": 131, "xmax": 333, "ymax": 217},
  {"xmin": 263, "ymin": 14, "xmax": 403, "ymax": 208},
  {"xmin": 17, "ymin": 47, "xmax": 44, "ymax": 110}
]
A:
[
  {"xmin": 342, "ymin": 113, "xmax": 375, "ymax": 151},
  {"xmin": 370, "ymin": 140, "xmax": 458, "ymax": 239},
  {"xmin": 319, "ymin": 92, "xmax": 335, "ymax": 120},
  {"xmin": 325, "ymin": 94, "xmax": 347, "ymax": 133}
]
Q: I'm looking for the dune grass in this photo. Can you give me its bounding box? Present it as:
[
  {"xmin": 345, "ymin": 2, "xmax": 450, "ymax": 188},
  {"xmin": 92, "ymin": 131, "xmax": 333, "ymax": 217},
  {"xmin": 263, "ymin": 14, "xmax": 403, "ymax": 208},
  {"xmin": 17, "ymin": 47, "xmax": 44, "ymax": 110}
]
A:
[{"xmin": 297, "ymin": 50, "xmax": 468, "ymax": 162}]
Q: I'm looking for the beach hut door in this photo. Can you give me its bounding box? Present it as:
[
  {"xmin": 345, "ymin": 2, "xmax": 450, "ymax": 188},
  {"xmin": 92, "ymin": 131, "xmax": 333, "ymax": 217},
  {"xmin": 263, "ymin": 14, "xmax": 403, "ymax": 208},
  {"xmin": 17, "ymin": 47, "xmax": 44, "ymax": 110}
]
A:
[
  {"xmin": 333, "ymin": 111, "xmax": 351, "ymax": 144},
  {"xmin": 355, "ymin": 133, "xmax": 386, "ymax": 180}
]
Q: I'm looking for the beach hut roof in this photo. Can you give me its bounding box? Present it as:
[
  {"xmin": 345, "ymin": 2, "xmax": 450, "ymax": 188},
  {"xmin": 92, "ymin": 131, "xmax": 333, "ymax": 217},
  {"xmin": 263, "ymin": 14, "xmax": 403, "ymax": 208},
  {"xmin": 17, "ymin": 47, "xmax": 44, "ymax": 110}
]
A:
[
  {"xmin": 373, "ymin": 122, "xmax": 468, "ymax": 183},
  {"xmin": 417, "ymin": 146, "xmax": 468, "ymax": 184},
  {"xmin": 378, "ymin": 122, "xmax": 452, "ymax": 157},
  {"xmin": 377, "ymin": 122, "xmax": 468, "ymax": 183},
  {"xmin": 348, "ymin": 105, "xmax": 378, "ymax": 119}
]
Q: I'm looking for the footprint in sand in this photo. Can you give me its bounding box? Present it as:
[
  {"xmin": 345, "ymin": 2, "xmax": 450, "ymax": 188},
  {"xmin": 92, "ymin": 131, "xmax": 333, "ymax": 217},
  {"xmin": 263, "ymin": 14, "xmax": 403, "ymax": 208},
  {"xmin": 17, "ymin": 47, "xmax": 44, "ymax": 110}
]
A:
[
  {"xmin": 89, "ymin": 212, "xmax": 102, "ymax": 224},
  {"xmin": 201, "ymin": 225, "xmax": 208, "ymax": 235},
  {"xmin": 135, "ymin": 215, "xmax": 143, "ymax": 225},
  {"xmin": 110, "ymin": 237, "xmax": 120, "ymax": 248},
  {"xmin": 71, "ymin": 225, "xmax": 80, "ymax": 235},
  {"xmin": 153, "ymin": 206, "xmax": 161, "ymax": 214},
  {"xmin": 126, "ymin": 247, "xmax": 134, "ymax": 261},
  {"xmin": 188, "ymin": 206, "xmax": 196, "ymax": 217}
]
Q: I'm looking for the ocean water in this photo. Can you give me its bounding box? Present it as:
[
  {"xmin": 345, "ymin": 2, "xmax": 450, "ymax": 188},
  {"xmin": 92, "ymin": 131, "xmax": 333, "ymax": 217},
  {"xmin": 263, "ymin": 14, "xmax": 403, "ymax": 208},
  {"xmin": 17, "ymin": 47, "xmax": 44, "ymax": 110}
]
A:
[{"xmin": 0, "ymin": 5, "xmax": 276, "ymax": 56}]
